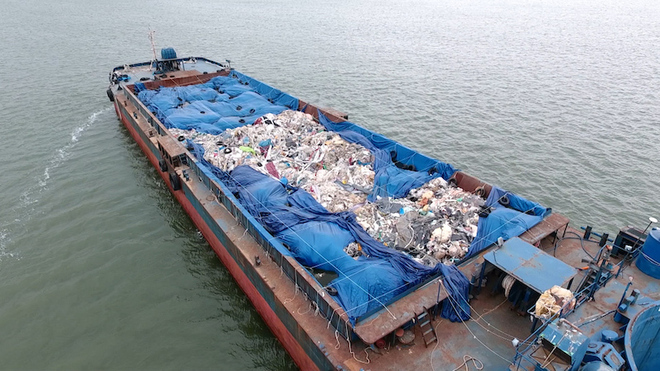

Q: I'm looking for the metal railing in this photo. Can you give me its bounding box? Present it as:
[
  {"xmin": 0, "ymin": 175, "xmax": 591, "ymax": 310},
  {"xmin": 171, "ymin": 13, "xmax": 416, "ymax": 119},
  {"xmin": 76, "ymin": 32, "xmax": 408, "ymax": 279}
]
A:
[{"xmin": 186, "ymin": 152, "xmax": 352, "ymax": 339}]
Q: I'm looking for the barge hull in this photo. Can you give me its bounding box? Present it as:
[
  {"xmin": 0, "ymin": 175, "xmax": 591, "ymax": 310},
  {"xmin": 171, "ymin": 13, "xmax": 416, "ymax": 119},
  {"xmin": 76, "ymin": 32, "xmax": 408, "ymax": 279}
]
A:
[{"xmin": 113, "ymin": 96, "xmax": 326, "ymax": 370}]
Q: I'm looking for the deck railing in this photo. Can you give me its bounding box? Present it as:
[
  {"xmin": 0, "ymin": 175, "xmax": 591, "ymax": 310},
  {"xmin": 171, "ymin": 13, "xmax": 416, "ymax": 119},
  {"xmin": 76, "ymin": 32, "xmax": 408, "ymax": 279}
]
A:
[{"xmin": 120, "ymin": 85, "xmax": 354, "ymax": 340}]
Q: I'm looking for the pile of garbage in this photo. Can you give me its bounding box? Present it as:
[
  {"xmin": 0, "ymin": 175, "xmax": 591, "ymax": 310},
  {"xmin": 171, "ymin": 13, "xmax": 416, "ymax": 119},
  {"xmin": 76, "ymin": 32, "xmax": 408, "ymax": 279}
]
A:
[
  {"xmin": 171, "ymin": 110, "xmax": 483, "ymax": 265},
  {"xmin": 351, "ymin": 178, "xmax": 483, "ymax": 265},
  {"xmin": 170, "ymin": 110, "xmax": 374, "ymax": 213}
]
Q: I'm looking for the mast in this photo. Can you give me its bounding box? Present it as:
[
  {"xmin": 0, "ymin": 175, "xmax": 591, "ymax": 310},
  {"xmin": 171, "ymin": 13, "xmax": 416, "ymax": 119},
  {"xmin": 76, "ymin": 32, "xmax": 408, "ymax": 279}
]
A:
[{"xmin": 148, "ymin": 30, "xmax": 157, "ymax": 70}]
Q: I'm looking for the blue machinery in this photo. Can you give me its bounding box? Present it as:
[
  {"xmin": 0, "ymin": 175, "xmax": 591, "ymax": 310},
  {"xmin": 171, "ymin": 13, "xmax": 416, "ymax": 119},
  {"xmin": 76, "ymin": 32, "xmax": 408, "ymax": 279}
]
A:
[
  {"xmin": 508, "ymin": 224, "xmax": 660, "ymax": 370},
  {"xmin": 510, "ymin": 284, "xmax": 646, "ymax": 371},
  {"xmin": 624, "ymin": 302, "xmax": 660, "ymax": 371}
]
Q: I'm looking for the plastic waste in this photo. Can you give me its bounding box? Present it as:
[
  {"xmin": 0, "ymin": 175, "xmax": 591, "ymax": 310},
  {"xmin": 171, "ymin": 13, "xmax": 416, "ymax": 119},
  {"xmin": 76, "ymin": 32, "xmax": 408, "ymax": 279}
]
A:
[{"xmin": 170, "ymin": 110, "xmax": 484, "ymax": 266}]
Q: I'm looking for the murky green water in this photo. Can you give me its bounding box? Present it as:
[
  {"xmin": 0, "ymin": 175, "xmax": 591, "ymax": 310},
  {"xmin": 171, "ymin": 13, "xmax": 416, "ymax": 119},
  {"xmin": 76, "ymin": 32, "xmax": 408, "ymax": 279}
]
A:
[{"xmin": 1, "ymin": 0, "xmax": 658, "ymax": 369}]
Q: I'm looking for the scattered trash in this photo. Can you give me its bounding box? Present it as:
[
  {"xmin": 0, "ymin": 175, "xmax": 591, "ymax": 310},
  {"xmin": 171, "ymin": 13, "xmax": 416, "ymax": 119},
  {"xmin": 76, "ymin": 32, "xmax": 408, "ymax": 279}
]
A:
[{"xmin": 171, "ymin": 110, "xmax": 484, "ymax": 266}]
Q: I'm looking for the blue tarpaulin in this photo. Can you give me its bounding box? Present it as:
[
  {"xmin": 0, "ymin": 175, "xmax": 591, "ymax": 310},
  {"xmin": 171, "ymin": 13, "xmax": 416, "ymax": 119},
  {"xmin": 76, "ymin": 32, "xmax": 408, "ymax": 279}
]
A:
[
  {"xmin": 137, "ymin": 75, "xmax": 291, "ymax": 133},
  {"xmin": 222, "ymin": 165, "xmax": 470, "ymax": 323},
  {"xmin": 466, "ymin": 186, "xmax": 550, "ymax": 258},
  {"xmin": 318, "ymin": 112, "xmax": 457, "ymax": 201},
  {"xmin": 137, "ymin": 71, "xmax": 553, "ymax": 326}
]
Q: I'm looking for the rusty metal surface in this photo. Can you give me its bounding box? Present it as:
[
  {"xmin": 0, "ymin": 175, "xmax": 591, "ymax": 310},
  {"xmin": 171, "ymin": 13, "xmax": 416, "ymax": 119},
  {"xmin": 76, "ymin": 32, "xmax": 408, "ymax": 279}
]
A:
[
  {"xmin": 450, "ymin": 171, "xmax": 493, "ymax": 198},
  {"xmin": 361, "ymin": 269, "xmax": 533, "ymax": 370},
  {"xmin": 128, "ymin": 70, "xmax": 228, "ymax": 91},
  {"xmin": 519, "ymin": 213, "xmax": 570, "ymax": 245},
  {"xmin": 548, "ymin": 227, "xmax": 660, "ymax": 301},
  {"xmin": 298, "ymin": 99, "xmax": 347, "ymax": 123},
  {"xmin": 363, "ymin": 227, "xmax": 660, "ymax": 370},
  {"xmin": 354, "ymin": 279, "xmax": 447, "ymax": 344},
  {"xmin": 157, "ymin": 135, "xmax": 186, "ymax": 158},
  {"xmin": 321, "ymin": 107, "xmax": 349, "ymax": 120},
  {"xmin": 148, "ymin": 70, "xmax": 227, "ymax": 88}
]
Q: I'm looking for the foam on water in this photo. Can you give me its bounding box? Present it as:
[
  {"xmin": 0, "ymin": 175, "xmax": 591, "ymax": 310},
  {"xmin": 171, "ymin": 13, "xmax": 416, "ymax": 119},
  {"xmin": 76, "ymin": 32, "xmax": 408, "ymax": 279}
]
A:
[{"xmin": 0, "ymin": 108, "xmax": 110, "ymax": 260}]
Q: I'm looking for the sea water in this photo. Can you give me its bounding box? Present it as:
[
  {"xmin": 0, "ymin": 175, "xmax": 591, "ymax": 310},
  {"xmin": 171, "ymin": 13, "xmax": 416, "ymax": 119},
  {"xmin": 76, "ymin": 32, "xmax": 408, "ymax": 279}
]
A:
[{"xmin": 0, "ymin": 0, "xmax": 658, "ymax": 369}]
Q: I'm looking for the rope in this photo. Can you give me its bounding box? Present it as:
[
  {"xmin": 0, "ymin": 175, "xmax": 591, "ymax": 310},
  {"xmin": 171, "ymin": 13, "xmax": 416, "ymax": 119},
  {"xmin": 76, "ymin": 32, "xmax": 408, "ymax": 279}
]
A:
[
  {"xmin": 576, "ymin": 309, "xmax": 616, "ymax": 327},
  {"xmin": 345, "ymin": 321, "xmax": 370, "ymax": 364},
  {"xmin": 477, "ymin": 297, "xmax": 509, "ymax": 319},
  {"xmin": 297, "ymin": 302, "xmax": 312, "ymax": 315},
  {"xmin": 639, "ymin": 251, "xmax": 660, "ymax": 266},
  {"xmin": 429, "ymin": 319, "xmax": 445, "ymax": 371},
  {"xmin": 502, "ymin": 274, "xmax": 516, "ymax": 299},
  {"xmin": 539, "ymin": 332, "xmax": 567, "ymax": 369},
  {"xmin": 441, "ymin": 282, "xmax": 514, "ymax": 365},
  {"xmin": 327, "ymin": 309, "xmax": 335, "ymax": 329},
  {"xmin": 282, "ymin": 273, "xmax": 299, "ymax": 305},
  {"xmin": 446, "ymin": 280, "xmax": 535, "ymax": 346},
  {"xmin": 451, "ymin": 355, "xmax": 484, "ymax": 371}
]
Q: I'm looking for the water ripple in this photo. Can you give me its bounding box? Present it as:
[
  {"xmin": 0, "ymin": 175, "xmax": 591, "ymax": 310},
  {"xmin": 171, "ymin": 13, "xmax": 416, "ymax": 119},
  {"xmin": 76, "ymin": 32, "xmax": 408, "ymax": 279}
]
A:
[{"xmin": 0, "ymin": 108, "xmax": 110, "ymax": 260}]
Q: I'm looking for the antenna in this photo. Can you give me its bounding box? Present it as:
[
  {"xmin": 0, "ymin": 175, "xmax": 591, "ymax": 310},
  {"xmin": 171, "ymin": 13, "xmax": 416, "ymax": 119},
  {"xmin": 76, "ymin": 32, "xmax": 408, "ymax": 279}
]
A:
[
  {"xmin": 148, "ymin": 29, "xmax": 157, "ymax": 67},
  {"xmin": 629, "ymin": 216, "xmax": 657, "ymax": 254}
]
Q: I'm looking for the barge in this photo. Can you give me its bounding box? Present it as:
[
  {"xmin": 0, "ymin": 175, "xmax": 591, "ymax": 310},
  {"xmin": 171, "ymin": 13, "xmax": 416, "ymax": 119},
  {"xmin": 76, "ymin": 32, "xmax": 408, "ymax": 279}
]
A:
[{"xmin": 108, "ymin": 47, "xmax": 660, "ymax": 370}]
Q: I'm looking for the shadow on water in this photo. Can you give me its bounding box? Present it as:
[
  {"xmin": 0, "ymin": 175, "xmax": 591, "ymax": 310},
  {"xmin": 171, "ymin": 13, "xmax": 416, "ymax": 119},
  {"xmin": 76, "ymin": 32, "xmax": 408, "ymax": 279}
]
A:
[{"xmin": 117, "ymin": 123, "xmax": 296, "ymax": 370}]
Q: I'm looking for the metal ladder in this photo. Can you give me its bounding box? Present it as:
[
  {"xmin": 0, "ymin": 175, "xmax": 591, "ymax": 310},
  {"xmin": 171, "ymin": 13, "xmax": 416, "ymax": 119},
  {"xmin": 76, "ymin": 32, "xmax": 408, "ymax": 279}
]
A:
[
  {"xmin": 417, "ymin": 307, "xmax": 437, "ymax": 347},
  {"xmin": 576, "ymin": 245, "xmax": 615, "ymax": 305}
]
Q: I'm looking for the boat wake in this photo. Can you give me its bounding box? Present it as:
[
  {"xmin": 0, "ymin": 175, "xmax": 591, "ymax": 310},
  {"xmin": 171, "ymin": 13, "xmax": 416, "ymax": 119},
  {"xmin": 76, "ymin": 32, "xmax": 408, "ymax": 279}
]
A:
[{"xmin": 0, "ymin": 107, "xmax": 111, "ymax": 261}]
